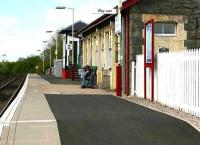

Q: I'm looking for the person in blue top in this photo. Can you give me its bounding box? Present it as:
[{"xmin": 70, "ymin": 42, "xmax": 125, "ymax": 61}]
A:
[{"xmin": 81, "ymin": 65, "xmax": 95, "ymax": 88}]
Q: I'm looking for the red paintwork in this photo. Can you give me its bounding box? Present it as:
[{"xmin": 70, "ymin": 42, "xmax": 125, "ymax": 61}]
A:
[
  {"xmin": 116, "ymin": 64, "xmax": 122, "ymax": 97},
  {"xmin": 144, "ymin": 19, "xmax": 155, "ymax": 102},
  {"xmin": 122, "ymin": 0, "xmax": 140, "ymax": 10},
  {"xmin": 62, "ymin": 68, "xmax": 67, "ymax": 79}
]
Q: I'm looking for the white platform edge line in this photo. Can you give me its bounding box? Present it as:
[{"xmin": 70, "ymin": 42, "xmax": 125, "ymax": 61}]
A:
[
  {"xmin": 0, "ymin": 74, "xmax": 29, "ymax": 137},
  {"xmin": 11, "ymin": 120, "xmax": 56, "ymax": 123}
]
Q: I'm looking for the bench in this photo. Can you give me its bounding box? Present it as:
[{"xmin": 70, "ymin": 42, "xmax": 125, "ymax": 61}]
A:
[{"xmin": 78, "ymin": 66, "xmax": 97, "ymax": 87}]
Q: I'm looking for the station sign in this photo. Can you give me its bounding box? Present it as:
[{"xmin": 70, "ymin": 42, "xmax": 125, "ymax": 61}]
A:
[
  {"xmin": 93, "ymin": 8, "xmax": 117, "ymax": 14},
  {"xmin": 66, "ymin": 44, "xmax": 72, "ymax": 50},
  {"xmin": 115, "ymin": 14, "xmax": 121, "ymax": 34}
]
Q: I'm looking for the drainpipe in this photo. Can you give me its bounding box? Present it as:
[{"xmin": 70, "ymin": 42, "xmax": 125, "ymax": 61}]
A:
[
  {"xmin": 121, "ymin": 15, "xmax": 126, "ymax": 94},
  {"xmin": 125, "ymin": 11, "xmax": 130, "ymax": 96}
]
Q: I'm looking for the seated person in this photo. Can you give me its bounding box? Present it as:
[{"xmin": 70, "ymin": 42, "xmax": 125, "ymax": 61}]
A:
[{"xmin": 81, "ymin": 65, "xmax": 95, "ymax": 88}]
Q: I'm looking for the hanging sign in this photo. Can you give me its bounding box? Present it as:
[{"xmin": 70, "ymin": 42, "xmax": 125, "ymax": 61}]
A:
[{"xmin": 115, "ymin": 14, "xmax": 121, "ymax": 34}]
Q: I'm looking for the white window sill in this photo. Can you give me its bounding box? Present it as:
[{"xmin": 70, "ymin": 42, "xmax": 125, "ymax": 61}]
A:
[{"xmin": 155, "ymin": 34, "xmax": 176, "ymax": 37}]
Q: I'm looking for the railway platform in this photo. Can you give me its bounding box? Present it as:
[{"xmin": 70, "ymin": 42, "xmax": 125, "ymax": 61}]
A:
[
  {"xmin": 0, "ymin": 74, "xmax": 60, "ymax": 145},
  {"xmin": 0, "ymin": 74, "xmax": 199, "ymax": 145},
  {"xmin": 0, "ymin": 74, "xmax": 110, "ymax": 145}
]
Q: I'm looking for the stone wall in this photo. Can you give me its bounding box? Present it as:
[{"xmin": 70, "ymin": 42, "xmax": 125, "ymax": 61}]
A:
[
  {"xmin": 129, "ymin": 0, "xmax": 200, "ymax": 61},
  {"xmin": 143, "ymin": 14, "xmax": 187, "ymax": 53}
]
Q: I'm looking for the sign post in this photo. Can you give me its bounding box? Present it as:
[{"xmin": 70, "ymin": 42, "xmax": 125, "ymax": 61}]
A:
[{"xmin": 144, "ymin": 19, "xmax": 154, "ymax": 102}]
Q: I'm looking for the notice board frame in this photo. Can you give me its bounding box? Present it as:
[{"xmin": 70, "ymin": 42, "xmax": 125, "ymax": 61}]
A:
[{"xmin": 144, "ymin": 19, "xmax": 155, "ymax": 102}]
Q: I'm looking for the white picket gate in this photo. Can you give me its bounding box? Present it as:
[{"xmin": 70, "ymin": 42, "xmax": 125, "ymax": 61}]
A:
[
  {"xmin": 157, "ymin": 49, "xmax": 200, "ymax": 117},
  {"xmin": 133, "ymin": 49, "xmax": 200, "ymax": 117}
]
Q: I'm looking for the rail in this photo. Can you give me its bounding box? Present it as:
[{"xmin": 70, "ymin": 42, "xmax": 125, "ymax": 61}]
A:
[{"xmin": 0, "ymin": 75, "xmax": 27, "ymax": 117}]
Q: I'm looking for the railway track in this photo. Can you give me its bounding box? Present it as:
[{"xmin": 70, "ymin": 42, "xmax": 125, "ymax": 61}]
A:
[
  {"xmin": 0, "ymin": 75, "xmax": 27, "ymax": 117},
  {"xmin": 0, "ymin": 75, "xmax": 16, "ymax": 87}
]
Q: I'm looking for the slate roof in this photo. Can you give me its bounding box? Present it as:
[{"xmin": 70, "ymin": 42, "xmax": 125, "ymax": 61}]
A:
[{"xmin": 59, "ymin": 20, "xmax": 88, "ymax": 35}]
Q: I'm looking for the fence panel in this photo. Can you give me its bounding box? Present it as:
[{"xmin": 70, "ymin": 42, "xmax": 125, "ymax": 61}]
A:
[
  {"xmin": 157, "ymin": 49, "xmax": 200, "ymax": 117},
  {"xmin": 135, "ymin": 55, "xmax": 144, "ymax": 98}
]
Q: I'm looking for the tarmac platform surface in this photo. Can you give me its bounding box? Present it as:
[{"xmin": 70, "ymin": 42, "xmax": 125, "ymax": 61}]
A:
[
  {"xmin": 46, "ymin": 94, "xmax": 200, "ymax": 145},
  {"xmin": 0, "ymin": 74, "xmax": 199, "ymax": 145}
]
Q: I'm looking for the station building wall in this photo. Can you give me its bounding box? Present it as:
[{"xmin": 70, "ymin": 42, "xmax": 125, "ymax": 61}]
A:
[{"xmin": 82, "ymin": 23, "xmax": 117, "ymax": 90}]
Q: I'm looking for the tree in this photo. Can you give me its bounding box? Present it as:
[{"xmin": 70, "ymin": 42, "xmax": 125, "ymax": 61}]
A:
[{"xmin": 0, "ymin": 56, "xmax": 43, "ymax": 76}]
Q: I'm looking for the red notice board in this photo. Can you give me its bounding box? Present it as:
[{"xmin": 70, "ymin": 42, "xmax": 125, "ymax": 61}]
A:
[{"xmin": 144, "ymin": 19, "xmax": 154, "ymax": 102}]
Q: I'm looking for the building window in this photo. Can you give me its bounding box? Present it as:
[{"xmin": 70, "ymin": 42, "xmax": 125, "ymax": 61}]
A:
[
  {"xmin": 101, "ymin": 47, "xmax": 104, "ymax": 68},
  {"xmin": 87, "ymin": 39, "xmax": 91, "ymax": 65},
  {"xmin": 101, "ymin": 31, "xmax": 104, "ymax": 69},
  {"xmin": 155, "ymin": 23, "xmax": 176, "ymax": 36},
  {"xmin": 95, "ymin": 37, "xmax": 98, "ymax": 66},
  {"xmin": 106, "ymin": 30, "xmax": 112, "ymax": 70}
]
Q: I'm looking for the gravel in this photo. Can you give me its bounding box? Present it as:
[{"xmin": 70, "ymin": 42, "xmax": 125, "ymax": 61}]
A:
[{"xmin": 122, "ymin": 95, "xmax": 200, "ymax": 132}]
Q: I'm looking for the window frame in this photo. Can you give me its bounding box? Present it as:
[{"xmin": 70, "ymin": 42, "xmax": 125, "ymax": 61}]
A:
[{"xmin": 155, "ymin": 22, "xmax": 177, "ymax": 37}]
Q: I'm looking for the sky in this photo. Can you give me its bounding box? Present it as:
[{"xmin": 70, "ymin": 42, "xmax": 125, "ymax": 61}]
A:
[{"xmin": 0, "ymin": 0, "xmax": 117, "ymax": 61}]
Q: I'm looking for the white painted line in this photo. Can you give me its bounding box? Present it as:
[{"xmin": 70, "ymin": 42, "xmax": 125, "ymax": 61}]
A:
[{"xmin": 11, "ymin": 120, "xmax": 56, "ymax": 123}]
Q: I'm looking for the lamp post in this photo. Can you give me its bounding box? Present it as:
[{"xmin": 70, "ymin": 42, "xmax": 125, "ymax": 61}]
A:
[
  {"xmin": 1, "ymin": 54, "xmax": 6, "ymax": 62},
  {"xmin": 56, "ymin": 6, "xmax": 74, "ymax": 65},
  {"xmin": 46, "ymin": 31, "xmax": 54, "ymax": 75},
  {"xmin": 37, "ymin": 49, "xmax": 43, "ymax": 73},
  {"xmin": 56, "ymin": 6, "xmax": 75, "ymax": 80},
  {"xmin": 46, "ymin": 30, "xmax": 58, "ymax": 60},
  {"xmin": 56, "ymin": 33, "xmax": 58, "ymax": 60},
  {"xmin": 42, "ymin": 41, "xmax": 48, "ymax": 73}
]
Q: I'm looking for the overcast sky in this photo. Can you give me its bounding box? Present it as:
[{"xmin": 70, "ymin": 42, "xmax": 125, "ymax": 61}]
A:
[{"xmin": 0, "ymin": 0, "xmax": 117, "ymax": 61}]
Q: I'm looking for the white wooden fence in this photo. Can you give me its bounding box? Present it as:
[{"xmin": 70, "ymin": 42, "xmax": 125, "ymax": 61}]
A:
[
  {"xmin": 134, "ymin": 55, "xmax": 144, "ymax": 98},
  {"xmin": 133, "ymin": 49, "xmax": 200, "ymax": 117},
  {"xmin": 157, "ymin": 49, "xmax": 200, "ymax": 117}
]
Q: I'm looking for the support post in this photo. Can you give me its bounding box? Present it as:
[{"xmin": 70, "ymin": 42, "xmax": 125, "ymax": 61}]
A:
[{"xmin": 125, "ymin": 11, "xmax": 130, "ymax": 96}]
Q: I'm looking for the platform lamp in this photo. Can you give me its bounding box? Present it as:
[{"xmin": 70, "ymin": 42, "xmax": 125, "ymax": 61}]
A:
[
  {"xmin": 46, "ymin": 30, "xmax": 54, "ymax": 76},
  {"xmin": 56, "ymin": 6, "xmax": 75, "ymax": 80},
  {"xmin": 1, "ymin": 54, "xmax": 6, "ymax": 62},
  {"xmin": 36, "ymin": 49, "xmax": 41, "ymax": 60},
  {"xmin": 46, "ymin": 30, "xmax": 58, "ymax": 61},
  {"xmin": 42, "ymin": 40, "xmax": 48, "ymax": 73}
]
